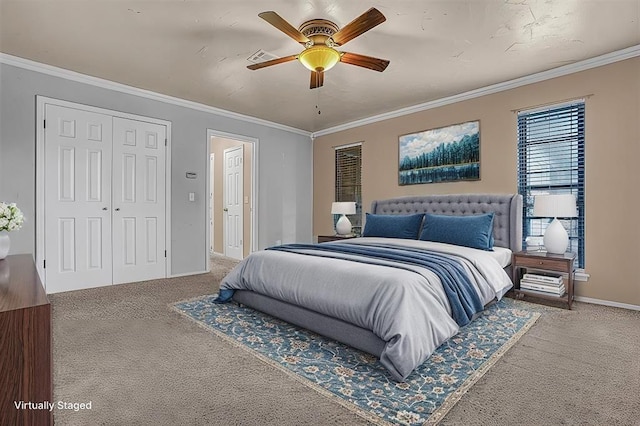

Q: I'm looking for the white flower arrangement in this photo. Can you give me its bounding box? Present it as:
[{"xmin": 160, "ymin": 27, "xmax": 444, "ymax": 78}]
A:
[{"xmin": 0, "ymin": 202, "xmax": 24, "ymax": 232}]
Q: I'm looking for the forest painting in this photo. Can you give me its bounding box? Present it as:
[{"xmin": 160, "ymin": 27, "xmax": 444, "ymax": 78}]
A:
[{"xmin": 399, "ymin": 120, "xmax": 480, "ymax": 185}]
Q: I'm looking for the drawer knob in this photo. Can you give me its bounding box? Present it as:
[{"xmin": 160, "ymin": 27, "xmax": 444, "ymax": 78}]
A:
[{"xmin": 539, "ymin": 261, "xmax": 543, "ymax": 265}]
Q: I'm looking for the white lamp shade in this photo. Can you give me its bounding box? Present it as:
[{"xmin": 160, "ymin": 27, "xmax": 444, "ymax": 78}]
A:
[
  {"xmin": 331, "ymin": 202, "xmax": 356, "ymax": 215},
  {"xmin": 533, "ymin": 194, "xmax": 577, "ymax": 218}
]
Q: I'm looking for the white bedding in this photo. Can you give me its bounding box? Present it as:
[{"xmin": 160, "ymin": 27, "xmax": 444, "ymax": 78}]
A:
[
  {"xmin": 219, "ymin": 237, "xmax": 513, "ymax": 381},
  {"xmin": 489, "ymin": 246, "xmax": 513, "ymax": 268}
]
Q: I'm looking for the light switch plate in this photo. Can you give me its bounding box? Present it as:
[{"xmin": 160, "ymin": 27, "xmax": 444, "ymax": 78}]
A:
[{"xmin": 189, "ymin": 192, "xmax": 195, "ymax": 202}]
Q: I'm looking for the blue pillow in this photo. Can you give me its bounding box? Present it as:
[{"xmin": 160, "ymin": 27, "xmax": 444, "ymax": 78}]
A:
[
  {"xmin": 362, "ymin": 213, "xmax": 424, "ymax": 239},
  {"xmin": 419, "ymin": 213, "xmax": 495, "ymax": 250}
]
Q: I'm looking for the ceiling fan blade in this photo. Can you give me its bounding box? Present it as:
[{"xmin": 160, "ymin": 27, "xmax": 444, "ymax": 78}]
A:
[
  {"xmin": 340, "ymin": 52, "xmax": 389, "ymax": 72},
  {"xmin": 258, "ymin": 11, "xmax": 310, "ymax": 45},
  {"xmin": 310, "ymin": 71, "xmax": 324, "ymax": 89},
  {"xmin": 331, "ymin": 8, "xmax": 386, "ymax": 46},
  {"xmin": 247, "ymin": 54, "xmax": 298, "ymax": 70}
]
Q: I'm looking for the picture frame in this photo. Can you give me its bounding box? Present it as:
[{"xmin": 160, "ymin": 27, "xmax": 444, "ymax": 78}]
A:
[{"xmin": 398, "ymin": 120, "xmax": 480, "ymax": 185}]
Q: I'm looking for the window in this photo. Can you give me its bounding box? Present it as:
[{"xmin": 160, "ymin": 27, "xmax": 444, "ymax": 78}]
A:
[
  {"xmin": 335, "ymin": 143, "xmax": 362, "ymax": 235},
  {"xmin": 517, "ymin": 100, "xmax": 585, "ymax": 268}
]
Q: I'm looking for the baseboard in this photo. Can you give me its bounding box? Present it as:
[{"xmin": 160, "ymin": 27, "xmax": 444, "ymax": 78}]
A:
[
  {"xmin": 170, "ymin": 270, "xmax": 209, "ymax": 278},
  {"xmin": 574, "ymin": 296, "xmax": 640, "ymax": 311}
]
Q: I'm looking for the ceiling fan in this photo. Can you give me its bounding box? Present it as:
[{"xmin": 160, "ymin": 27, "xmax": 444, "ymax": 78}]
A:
[{"xmin": 247, "ymin": 8, "xmax": 390, "ymax": 89}]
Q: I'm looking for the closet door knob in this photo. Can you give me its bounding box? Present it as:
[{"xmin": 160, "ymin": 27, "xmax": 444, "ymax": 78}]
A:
[
  {"xmin": 102, "ymin": 207, "xmax": 108, "ymax": 211},
  {"xmin": 115, "ymin": 208, "xmax": 120, "ymax": 211}
]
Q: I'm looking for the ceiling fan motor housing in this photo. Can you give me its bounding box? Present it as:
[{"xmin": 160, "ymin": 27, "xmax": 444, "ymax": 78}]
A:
[
  {"xmin": 297, "ymin": 19, "xmax": 342, "ymax": 72},
  {"xmin": 298, "ymin": 19, "xmax": 339, "ymax": 46}
]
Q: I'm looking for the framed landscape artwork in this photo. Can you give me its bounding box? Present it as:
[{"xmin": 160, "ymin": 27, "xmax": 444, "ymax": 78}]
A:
[{"xmin": 399, "ymin": 120, "xmax": 480, "ymax": 185}]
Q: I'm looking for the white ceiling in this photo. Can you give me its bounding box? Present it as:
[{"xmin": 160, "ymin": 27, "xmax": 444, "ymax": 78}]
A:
[{"xmin": 1, "ymin": 1, "xmax": 638, "ymax": 132}]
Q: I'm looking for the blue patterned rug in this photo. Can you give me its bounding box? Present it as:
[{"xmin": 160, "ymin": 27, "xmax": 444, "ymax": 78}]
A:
[{"xmin": 172, "ymin": 296, "xmax": 540, "ymax": 425}]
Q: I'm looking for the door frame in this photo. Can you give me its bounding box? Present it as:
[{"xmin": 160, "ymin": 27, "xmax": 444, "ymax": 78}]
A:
[
  {"xmin": 206, "ymin": 129, "xmax": 258, "ymax": 270},
  {"xmin": 209, "ymin": 153, "xmax": 216, "ymax": 255},
  {"xmin": 35, "ymin": 96, "xmax": 173, "ymax": 286}
]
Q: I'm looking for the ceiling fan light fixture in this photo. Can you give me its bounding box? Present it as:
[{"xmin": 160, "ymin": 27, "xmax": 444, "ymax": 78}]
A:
[{"xmin": 298, "ymin": 46, "xmax": 340, "ymax": 72}]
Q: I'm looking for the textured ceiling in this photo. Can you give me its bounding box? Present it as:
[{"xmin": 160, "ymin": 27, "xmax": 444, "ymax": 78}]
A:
[{"xmin": 0, "ymin": 0, "xmax": 638, "ymax": 132}]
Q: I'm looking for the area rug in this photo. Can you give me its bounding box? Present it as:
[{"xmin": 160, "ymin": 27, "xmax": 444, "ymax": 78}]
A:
[{"xmin": 172, "ymin": 296, "xmax": 540, "ymax": 425}]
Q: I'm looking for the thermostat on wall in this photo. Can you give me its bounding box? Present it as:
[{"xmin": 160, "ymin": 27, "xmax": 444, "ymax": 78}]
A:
[{"xmin": 186, "ymin": 172, "xmax": 197, "ymax": 179}]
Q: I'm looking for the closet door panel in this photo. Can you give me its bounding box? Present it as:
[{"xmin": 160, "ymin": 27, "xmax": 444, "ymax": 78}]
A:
[
  {"xmin": 112, "ymin": 117, "xmax": 167, "ymax": 284},
  {"xmin": 43, "ymin": 104, "xmax": 113, "ymax": 293}
]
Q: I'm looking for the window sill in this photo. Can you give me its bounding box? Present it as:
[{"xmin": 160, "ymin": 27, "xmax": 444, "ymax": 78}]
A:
[{"xmin": 575, "ymin": 269, "xmax": 590, "ymax": 282}]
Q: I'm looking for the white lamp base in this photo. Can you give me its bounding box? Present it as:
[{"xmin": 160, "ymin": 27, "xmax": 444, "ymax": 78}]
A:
[
  {"xmin": 335, "ymin": 214, "xmax": 352, "ymax": 236},
  {"xmin": 543, "ymin": 218, "xmax": 569, "ymax": 254}
]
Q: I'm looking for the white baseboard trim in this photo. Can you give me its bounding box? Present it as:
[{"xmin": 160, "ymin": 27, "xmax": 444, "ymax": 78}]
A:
[
  {"xmin": 169, "ymin": 270, "xmax": 209, "ymax": 279},
  {"xmin": 574, "ymin": 296, "xmax": 640, "ymax": 311}
]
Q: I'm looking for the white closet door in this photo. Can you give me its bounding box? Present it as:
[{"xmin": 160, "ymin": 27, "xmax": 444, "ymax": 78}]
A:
[
  {"xmin": 112, "ymin": 117, "xmax": 167, "ymax": 284},
  {"xmin": 223, "ymin": 146, "xmax": 243, "ymax": 260},
  {"xmin": 44, "ymin": 104, "xmax": 113, "ymax": 292}
]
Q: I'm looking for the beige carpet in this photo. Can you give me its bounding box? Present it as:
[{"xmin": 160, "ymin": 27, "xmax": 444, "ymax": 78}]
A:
[{"xmin": 49, "ymin": 255, "xmax": 640, "ymax": 425}]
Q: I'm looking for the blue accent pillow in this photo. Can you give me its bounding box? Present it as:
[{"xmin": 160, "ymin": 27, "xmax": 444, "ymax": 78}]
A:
[
  {"xmin": 362, "ymin": 213, "xmax": 424, "ymax": 239},
  {"xmin": 419, "ymin": 213, "xmax": 495, "ymax": 250}
]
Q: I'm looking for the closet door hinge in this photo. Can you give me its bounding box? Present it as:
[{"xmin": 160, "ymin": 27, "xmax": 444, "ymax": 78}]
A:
[
  {"xmin": 43, "ymin": 119, "xmax": 46, "ymax": 129},
  {"xmin": 43, "ymin": 260, "xmax": 46, "ymax": 269},
  {"xmin": 165, "ymin": 250, "xmax": 167, "ymax": 258},
  {"xmin": 165, "ymin": 139, "xmax": 167, "ymax": 146}
]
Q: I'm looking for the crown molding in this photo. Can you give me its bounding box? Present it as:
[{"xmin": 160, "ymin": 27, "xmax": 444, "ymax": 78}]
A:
[
  {"xmin": 312, "ymin": 44, "xmax": 640, "ymax": 137},
  {"xmin": 0, "ymin": 53, "xmax": 311, "ymax": 138},
  {"xmin": 3, "ymin": 45, "xmax": 638, "ymax": 140}
]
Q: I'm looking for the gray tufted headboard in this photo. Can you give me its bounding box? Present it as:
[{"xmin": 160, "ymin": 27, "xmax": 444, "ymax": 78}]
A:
[{"xmin": 371, "ymin": 194, "xmax": 523, "ymax": 252}]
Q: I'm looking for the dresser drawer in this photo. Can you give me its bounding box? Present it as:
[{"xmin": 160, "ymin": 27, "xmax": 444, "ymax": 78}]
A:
[{"xmin": 514, "ymin": 255, "xmax": 571, "ymax": 271}]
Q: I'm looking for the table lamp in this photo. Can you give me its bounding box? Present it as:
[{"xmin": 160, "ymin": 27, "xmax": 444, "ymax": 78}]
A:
[
  {"xmin": 331, "ymin": 202, "xmax": 356, "ymax": 236},
  {"xmin": 533, "ymin": 194, "xmax": 577, "ymax": 254}
]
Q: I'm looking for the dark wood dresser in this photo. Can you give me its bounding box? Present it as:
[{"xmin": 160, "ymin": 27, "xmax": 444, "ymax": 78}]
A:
[{"xmin": 0, "ymin": 254, "xmax": 53, "ymax": 425}]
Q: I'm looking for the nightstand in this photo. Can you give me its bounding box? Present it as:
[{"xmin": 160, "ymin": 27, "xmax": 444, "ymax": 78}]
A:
[
  {"xmin": 512, "ymin": 251, "xmax": 576, "ymax": 309},
  {"xmin": 317, "ymin": 234, "xmax": 357, "ymax": 243}
]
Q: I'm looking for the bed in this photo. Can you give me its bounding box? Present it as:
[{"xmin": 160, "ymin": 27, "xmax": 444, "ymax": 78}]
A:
[{"xmin": 216, "ymin": 194, "xmax": 522, "ymax": 381}]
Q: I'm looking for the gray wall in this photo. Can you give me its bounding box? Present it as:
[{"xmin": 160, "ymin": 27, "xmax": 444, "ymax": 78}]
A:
[{"xmin": 0, "ymin": 63, "xmax": 313, "ymax": 275}]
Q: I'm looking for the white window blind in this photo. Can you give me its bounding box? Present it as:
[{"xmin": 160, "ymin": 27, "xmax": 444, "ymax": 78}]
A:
[
  {"xmin": 517, "ymin": 100, "xmax": 585, "ymax": 267},
  {"xmin": 335, "ymin": 144, "xmax": 362, "ymax": 234}
]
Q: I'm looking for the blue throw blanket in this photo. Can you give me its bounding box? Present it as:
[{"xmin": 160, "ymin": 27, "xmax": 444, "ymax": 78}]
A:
[{"xmin": 218, "ymin": 242, "xmax": 484, "ymax": 327}]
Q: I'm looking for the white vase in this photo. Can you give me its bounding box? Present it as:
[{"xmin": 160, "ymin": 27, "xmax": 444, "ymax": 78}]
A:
[
  {"xmin": 543, "ymin": 218, "xmax": 569, "ymax": 254},
  {"xmin": 0, "ymin": 231, "xmax": 10, "ymax": 260},
  {"xmin": 335, "ymin": 214, "xmax": 353, "ymax": 236}
]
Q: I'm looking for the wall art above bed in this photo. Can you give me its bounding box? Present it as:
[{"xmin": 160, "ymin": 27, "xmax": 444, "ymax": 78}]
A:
[{"xmin": 398, "ymin": 120, "xmax": 480, "ymax": 185}]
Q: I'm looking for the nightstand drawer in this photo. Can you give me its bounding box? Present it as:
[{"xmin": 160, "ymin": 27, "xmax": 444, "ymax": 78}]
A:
[{"xmin": 514, "ymin": 256, "xmax": 570, "ymax": 272}]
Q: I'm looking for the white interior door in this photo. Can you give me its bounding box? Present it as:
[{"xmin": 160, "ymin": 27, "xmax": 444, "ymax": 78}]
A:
[
  {"xmin": 112, "ymin": 117, "xmax": 167, "ymax": 284},
  {"xmin": 224, "ymin": 146, "xmax": 243, "ymax": 260},
  {"xmin": 44, "ymin": 104, "xmax": 113, "ymax": 292}
]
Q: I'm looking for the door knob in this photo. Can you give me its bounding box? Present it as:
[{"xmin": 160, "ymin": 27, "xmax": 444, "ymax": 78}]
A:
[
  {"xmin": 115, "ymin": 208, "xmax": 120, "ymax": 211},
  {"xmin": 102, "ymin": 207, "xmax": 108, "ymax": 211},
  {"xmin": 223, "ymin": 208, "xmax": 228, "ymax": 212}
]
